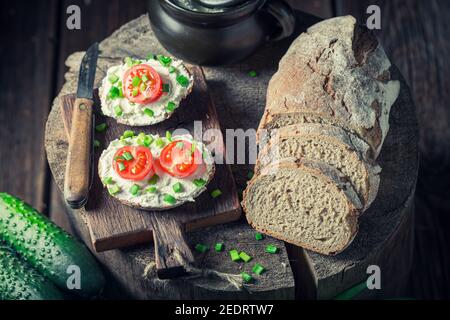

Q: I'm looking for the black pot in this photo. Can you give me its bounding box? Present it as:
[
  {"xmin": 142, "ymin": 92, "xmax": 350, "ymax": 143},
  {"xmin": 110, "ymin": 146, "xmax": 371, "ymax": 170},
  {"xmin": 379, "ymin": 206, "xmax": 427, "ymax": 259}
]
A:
[{"xmin": 147, "ymin": 0, "xmax": 296, "ymax": 66}]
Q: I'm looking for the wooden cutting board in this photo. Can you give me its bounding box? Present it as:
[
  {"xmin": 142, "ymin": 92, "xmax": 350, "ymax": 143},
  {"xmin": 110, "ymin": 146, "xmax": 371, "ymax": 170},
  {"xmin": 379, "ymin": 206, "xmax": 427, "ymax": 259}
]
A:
[{"xmin": 60, "ymin": 66, "xmax": 241, "ymax": 274}]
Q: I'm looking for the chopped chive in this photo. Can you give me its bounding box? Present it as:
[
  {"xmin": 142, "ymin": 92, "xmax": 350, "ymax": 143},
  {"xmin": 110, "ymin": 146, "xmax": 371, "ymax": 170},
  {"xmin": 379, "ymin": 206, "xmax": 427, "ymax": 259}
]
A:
[
  {"xmin": 118, "ymin": 86, "xmax": 124, "ymax": 98},
  {"xmin": 190, "ymin": 142, "xmax": 196, "ymax": 154},
  {"xmin": 229, "ymin": 249, "xmax": 241, "ymax": 262},
  {"xmin": 103, "ymin": 177, "xmax": 114, "ymax": 185},
  {"xmin": 108, "ymin": 184, "xmax": 121, "ymax": 195},
  {"xmin": 130, "ymin": 184, "xmax": 141, "ymax": 196},
  {"xmin": 248, "ymin": 70, "xmax": 257, "ymax": 78},
  {"xmin": 118, "ymin": 162, "xmax": 126, "ymax": 172},
  {"xmin": 214, "ymin": 243, "xmax": 224, "ymax": 252},
  {"xmin": 193, "ymin": 178, "xmax": 207, "ymax": 187},
  {"xmin": 194, "ymin": 243, "xmax": 208, "ymax": 253},
  {"xmin": 255, "ymin": 233, "xmax": 264, "ymax": 241},
  {"xmin": 172, "ymin": 182, "xmax": 183, "ymax": 193},
  {"xmin": 122, "ymin": 130, "xmax": 135, "ymax": 139},
  {"xmin": 108, "ymin": 74, "xmax": 119, "ymax": 84},
  {"xmin": 137, "ymin": 134, "xmax": 153, "ymax": 147},
  {"xmin": 247, "ymin": 171, "xmax": 254, "ymax": 180},
  {"xmin": 157, "ymin": 54, "xmax": 172, "ymax": 66},
  {"xmin": 93, "ymin": 139, "xmax": 100, "ymax": 148},
  {"xmin": 166, "ymin": 101, "xmax": 176, "ymax": 112},
  {"xmin": 163, "ymin": 194, "xmax": 176, "ymax": 205},
  {"xmin": 211, "ymin": 189, "xmax": 222, "ymax": 198},
  {"xmin": 114, "ymin": 105, "xmax": 123, "ymax": 116},
  {"xmin": 169, "ymin": 66, "xmax": 177, "ymax": 73},
  {"xmin": 148, "ymin": 174, "xmax": 159, "ymax": 185},
  {"xmin": 252, "ymin": 263, "xmax": 266, "ymax": 275},
  {"xmin": 239, "ymin": 251, "xmax": 252, "ymax": 263},
  {"xmin": 114, "ymin": 155, "xmax": 125, "ymax": 161},
  {"xmin": 132, "ymin": 76, "xmax": 141, "ymax": 87},
  {"xmin": 241, "ymin": 272, "xmax": 253, "ymax": 283},
  {"xmin": 176, "ymin": 142, "xmax": 184, "ymax": 149},
  {"xmin": 202, "ymin": 150, "xmax": 208, "ymax": 159},
  {"xmin": 156, "ymin": 138, "xmax": 165, "ymax": 148},
  {"xmin": 162, "ymin": 83, "xmax": 170, "ymax": 93},
  {"xmin": 141, "ymin": 74, "xmax": 149, "ymax": 83},
  {"xmin": 176, "ymin": 74, "xmax": 189, "ymax": 87},
  {"xmin": 95, "ymin": 123, "xmax": 107, "ymax": 132},
  {"xmin": 132, "ymin": 87, "xmax": 139, "ymax": 97},
  {"xmin": 122, "ymin": 151, "xmax": 133, "ymax": 161},
  {"xmin": 165, "ymin": 131, "xmax": 172, "ymax": 142},
  {"xmin": 146, "ymin": 53, "xmax": 156, "ymax": 60},
  {"xmin": 146, "ymin": 186, "xmax": 157, "ymax": 193},
  {"xmin": 265, "ymin": 245, "xmax": 278, "ymax": 254},
  {"xmin": 144, "ymin": 108, "xmax": 154, "ymax": 117}
]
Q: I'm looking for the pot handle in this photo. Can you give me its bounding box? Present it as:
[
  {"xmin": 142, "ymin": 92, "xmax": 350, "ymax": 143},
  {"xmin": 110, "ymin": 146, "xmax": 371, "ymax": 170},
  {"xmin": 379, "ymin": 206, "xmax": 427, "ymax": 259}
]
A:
[{"xmin": 262, "ymin": 0, "xmax": 296, "ymax": 41}]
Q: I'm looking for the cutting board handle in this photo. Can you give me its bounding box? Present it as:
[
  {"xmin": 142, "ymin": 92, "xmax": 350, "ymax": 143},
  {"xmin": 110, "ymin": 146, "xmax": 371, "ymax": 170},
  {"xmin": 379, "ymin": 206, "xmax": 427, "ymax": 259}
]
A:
[{"xmin": 150, "ymin": 215, "xmax": 195, "ymax": 279}]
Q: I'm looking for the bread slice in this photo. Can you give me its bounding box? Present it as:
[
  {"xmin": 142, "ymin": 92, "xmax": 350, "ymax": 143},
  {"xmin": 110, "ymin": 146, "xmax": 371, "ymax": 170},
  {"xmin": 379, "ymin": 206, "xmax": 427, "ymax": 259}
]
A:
[
  {"xmin": 255, "ymin": 124, "xmax": 381, "ymax": 210},
  {"xmin": 242, "ymin": 159, "xmax": 361, "ymax": 255},
  {"xmin": 257, "ymin": 15, "xmax": 400, "ymax": 158}
]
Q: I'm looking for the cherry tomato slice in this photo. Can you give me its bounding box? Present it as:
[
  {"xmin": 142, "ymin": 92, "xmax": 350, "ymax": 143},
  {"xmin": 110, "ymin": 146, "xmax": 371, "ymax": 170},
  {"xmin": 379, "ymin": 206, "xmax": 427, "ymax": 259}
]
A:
[
  {"xmin": 159, "ymin": 141, "xmax": 202, "ymax": 178},
  {"xmin": 113, "ymin": 146, "xmax": 154, "ymax": 181},
  {"xmin": 123, "ymin": 64, "xmax": 162, "ymax": 104}
]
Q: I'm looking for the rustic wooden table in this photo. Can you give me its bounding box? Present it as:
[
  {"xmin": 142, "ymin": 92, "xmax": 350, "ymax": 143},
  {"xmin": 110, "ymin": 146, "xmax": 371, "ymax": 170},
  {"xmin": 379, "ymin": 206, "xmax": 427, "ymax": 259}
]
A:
[{"xmin": 1, "ymin": 0, "xmax": 450, "ymax": 299}]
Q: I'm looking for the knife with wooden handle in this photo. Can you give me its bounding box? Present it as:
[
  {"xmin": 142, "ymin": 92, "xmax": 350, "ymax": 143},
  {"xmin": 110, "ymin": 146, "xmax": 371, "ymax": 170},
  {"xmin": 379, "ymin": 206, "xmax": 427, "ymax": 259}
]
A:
[{"xmin": 64, "ymin": 43, "xmax": 99, "ymax": 209}]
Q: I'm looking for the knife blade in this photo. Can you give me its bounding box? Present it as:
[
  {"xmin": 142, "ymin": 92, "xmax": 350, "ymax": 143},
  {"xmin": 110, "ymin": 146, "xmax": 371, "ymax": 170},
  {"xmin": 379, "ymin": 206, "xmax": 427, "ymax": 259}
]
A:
[{"xmin": 64, "ymin": 43, "xmax": 99, "ymax": 209}]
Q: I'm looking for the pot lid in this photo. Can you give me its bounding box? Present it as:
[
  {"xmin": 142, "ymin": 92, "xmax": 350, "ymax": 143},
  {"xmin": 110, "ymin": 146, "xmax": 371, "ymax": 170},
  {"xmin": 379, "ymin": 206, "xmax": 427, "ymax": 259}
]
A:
[{"xmin": 192, "ymin": 0, "xmax": 250, "ymax": 9}]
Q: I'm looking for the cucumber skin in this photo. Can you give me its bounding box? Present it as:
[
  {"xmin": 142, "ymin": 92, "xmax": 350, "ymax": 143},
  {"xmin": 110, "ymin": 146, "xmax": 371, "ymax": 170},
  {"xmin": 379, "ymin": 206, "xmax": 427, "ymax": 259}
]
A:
[
  {"xmin": 0, "ymin": 193, "xmax": 105, "ymax": 297},
  {"xmin": 0, "ymin": 247, "xmax": 66, "ymax": 300}
]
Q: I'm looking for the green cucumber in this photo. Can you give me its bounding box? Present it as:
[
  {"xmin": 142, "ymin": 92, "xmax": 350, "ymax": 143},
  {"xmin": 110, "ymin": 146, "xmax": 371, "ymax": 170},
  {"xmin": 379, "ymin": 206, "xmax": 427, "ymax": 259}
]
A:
[
  {"xmin": 0, "ymin": 246, "xmax": 66, "ymax": 300},
  {"xmin": 0, "ymin": 193, "xmax": 105, "ymax": 297}
]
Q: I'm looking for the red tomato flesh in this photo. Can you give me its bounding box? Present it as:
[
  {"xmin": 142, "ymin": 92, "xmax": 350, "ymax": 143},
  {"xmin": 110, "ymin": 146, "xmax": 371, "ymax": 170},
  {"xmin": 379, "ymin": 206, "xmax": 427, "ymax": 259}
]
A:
[
  {"xmin": 123, "ymin": 64, "xmax": 162, "ymax": 104},
  {"xmin": 159, "ymin": 141, "xmax": 203, "ymax": 178},
  {"xmin": 113, "ymin": 146, "xmax": 154, "ymax": 181}
]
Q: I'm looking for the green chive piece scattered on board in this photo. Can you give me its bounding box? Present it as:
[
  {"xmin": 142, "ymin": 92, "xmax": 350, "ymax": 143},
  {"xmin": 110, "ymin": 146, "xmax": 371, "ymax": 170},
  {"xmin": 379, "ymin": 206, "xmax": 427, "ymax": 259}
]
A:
[
  {"xmin": 252, "ymin": 263, "xmax": 266, "ymax": 275},
  {"xmin": 108, "ymin": 185, "xmax": 120, "ymax": 195},
  {"xmin": 166, "ymin": 131, "xmax": 172, "ymax": 142},
  {"xmin": 248, "ymin": 171, "xmax": 254, "ymax": 180},
  {"xmin": 241, "ymin": 272, "xmax": 253, "ymax": 283},
  {"xmin": 93, "ymin": 139, "xmax": 100, "ymax": 148},
  {"xmin": 214, "ymin": 243, "xmax": 224, "ymax": 252},
  {"xmin": 148, "ymin": 174, "xmax": 159, "ymax": 185},
  {"xmin": 211, "ymin": 189, "xmax": 222, "ymax": 198},
  {"xmin": 194, "ymin": 244, "xmax": 208, "ymax": 253},
  {"xmin": 95, "ymin": 123, "xmax": 107, "ymax": 132},
  {"xmin": 163, "ymin": 194, "xmax": 176, "ymax": 205},
  {"xmin": 130, "ymin": 184, "xmax": 140, "ymax": 196},
  {"xmin": 248, "ymin": 70, "xmax": 257, "ymax": 77},
  {"xmin": 229, "ymin": 250, "xmax": 240, "ymax": 262},
  {"xmin": 172, "ymin": 182, "xmax": 183, "ymax": 193},
  {"xmin": 144, "ymin": 108, "xmax": 154, "ymax": 117},
  {"xmin": 255, "ymin": 233, "xmax": 264, "ymax": 241},
  {"xmin": 239, "ymin": 251, "xmax": 252, "ymax": 263},
  {"xmin": 265, "ymin": 245, "xmax": 278, "ymax": 254}
]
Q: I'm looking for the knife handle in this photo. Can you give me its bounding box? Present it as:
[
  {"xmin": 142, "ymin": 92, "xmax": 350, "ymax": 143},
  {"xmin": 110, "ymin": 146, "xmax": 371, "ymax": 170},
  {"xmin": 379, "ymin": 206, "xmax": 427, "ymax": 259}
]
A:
[{"xmin": 64, "ymin": 98, "xmax": 94, "ymax": 208}]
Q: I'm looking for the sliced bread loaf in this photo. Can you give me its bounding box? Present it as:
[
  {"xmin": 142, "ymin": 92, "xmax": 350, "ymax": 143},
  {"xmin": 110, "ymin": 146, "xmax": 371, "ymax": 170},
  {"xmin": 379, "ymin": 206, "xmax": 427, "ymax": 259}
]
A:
[
  {"xmin": 257, "ymin": 15, "xmax": 400, "ymax": 158},
  {"xmin": 255, "ymin": 124, "xmax": 381, "ymax": 210},
  {"xmin": 242, "ymin": 159, "xmax": 361, "ymax": 255}
]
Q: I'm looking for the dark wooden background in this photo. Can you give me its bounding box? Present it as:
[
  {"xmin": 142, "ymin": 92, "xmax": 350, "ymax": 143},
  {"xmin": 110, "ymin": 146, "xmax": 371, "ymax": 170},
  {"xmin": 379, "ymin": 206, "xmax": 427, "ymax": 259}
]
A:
[{"xmin": 0, "ymin": 0, "xmax": 449, "ymax": 299}]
